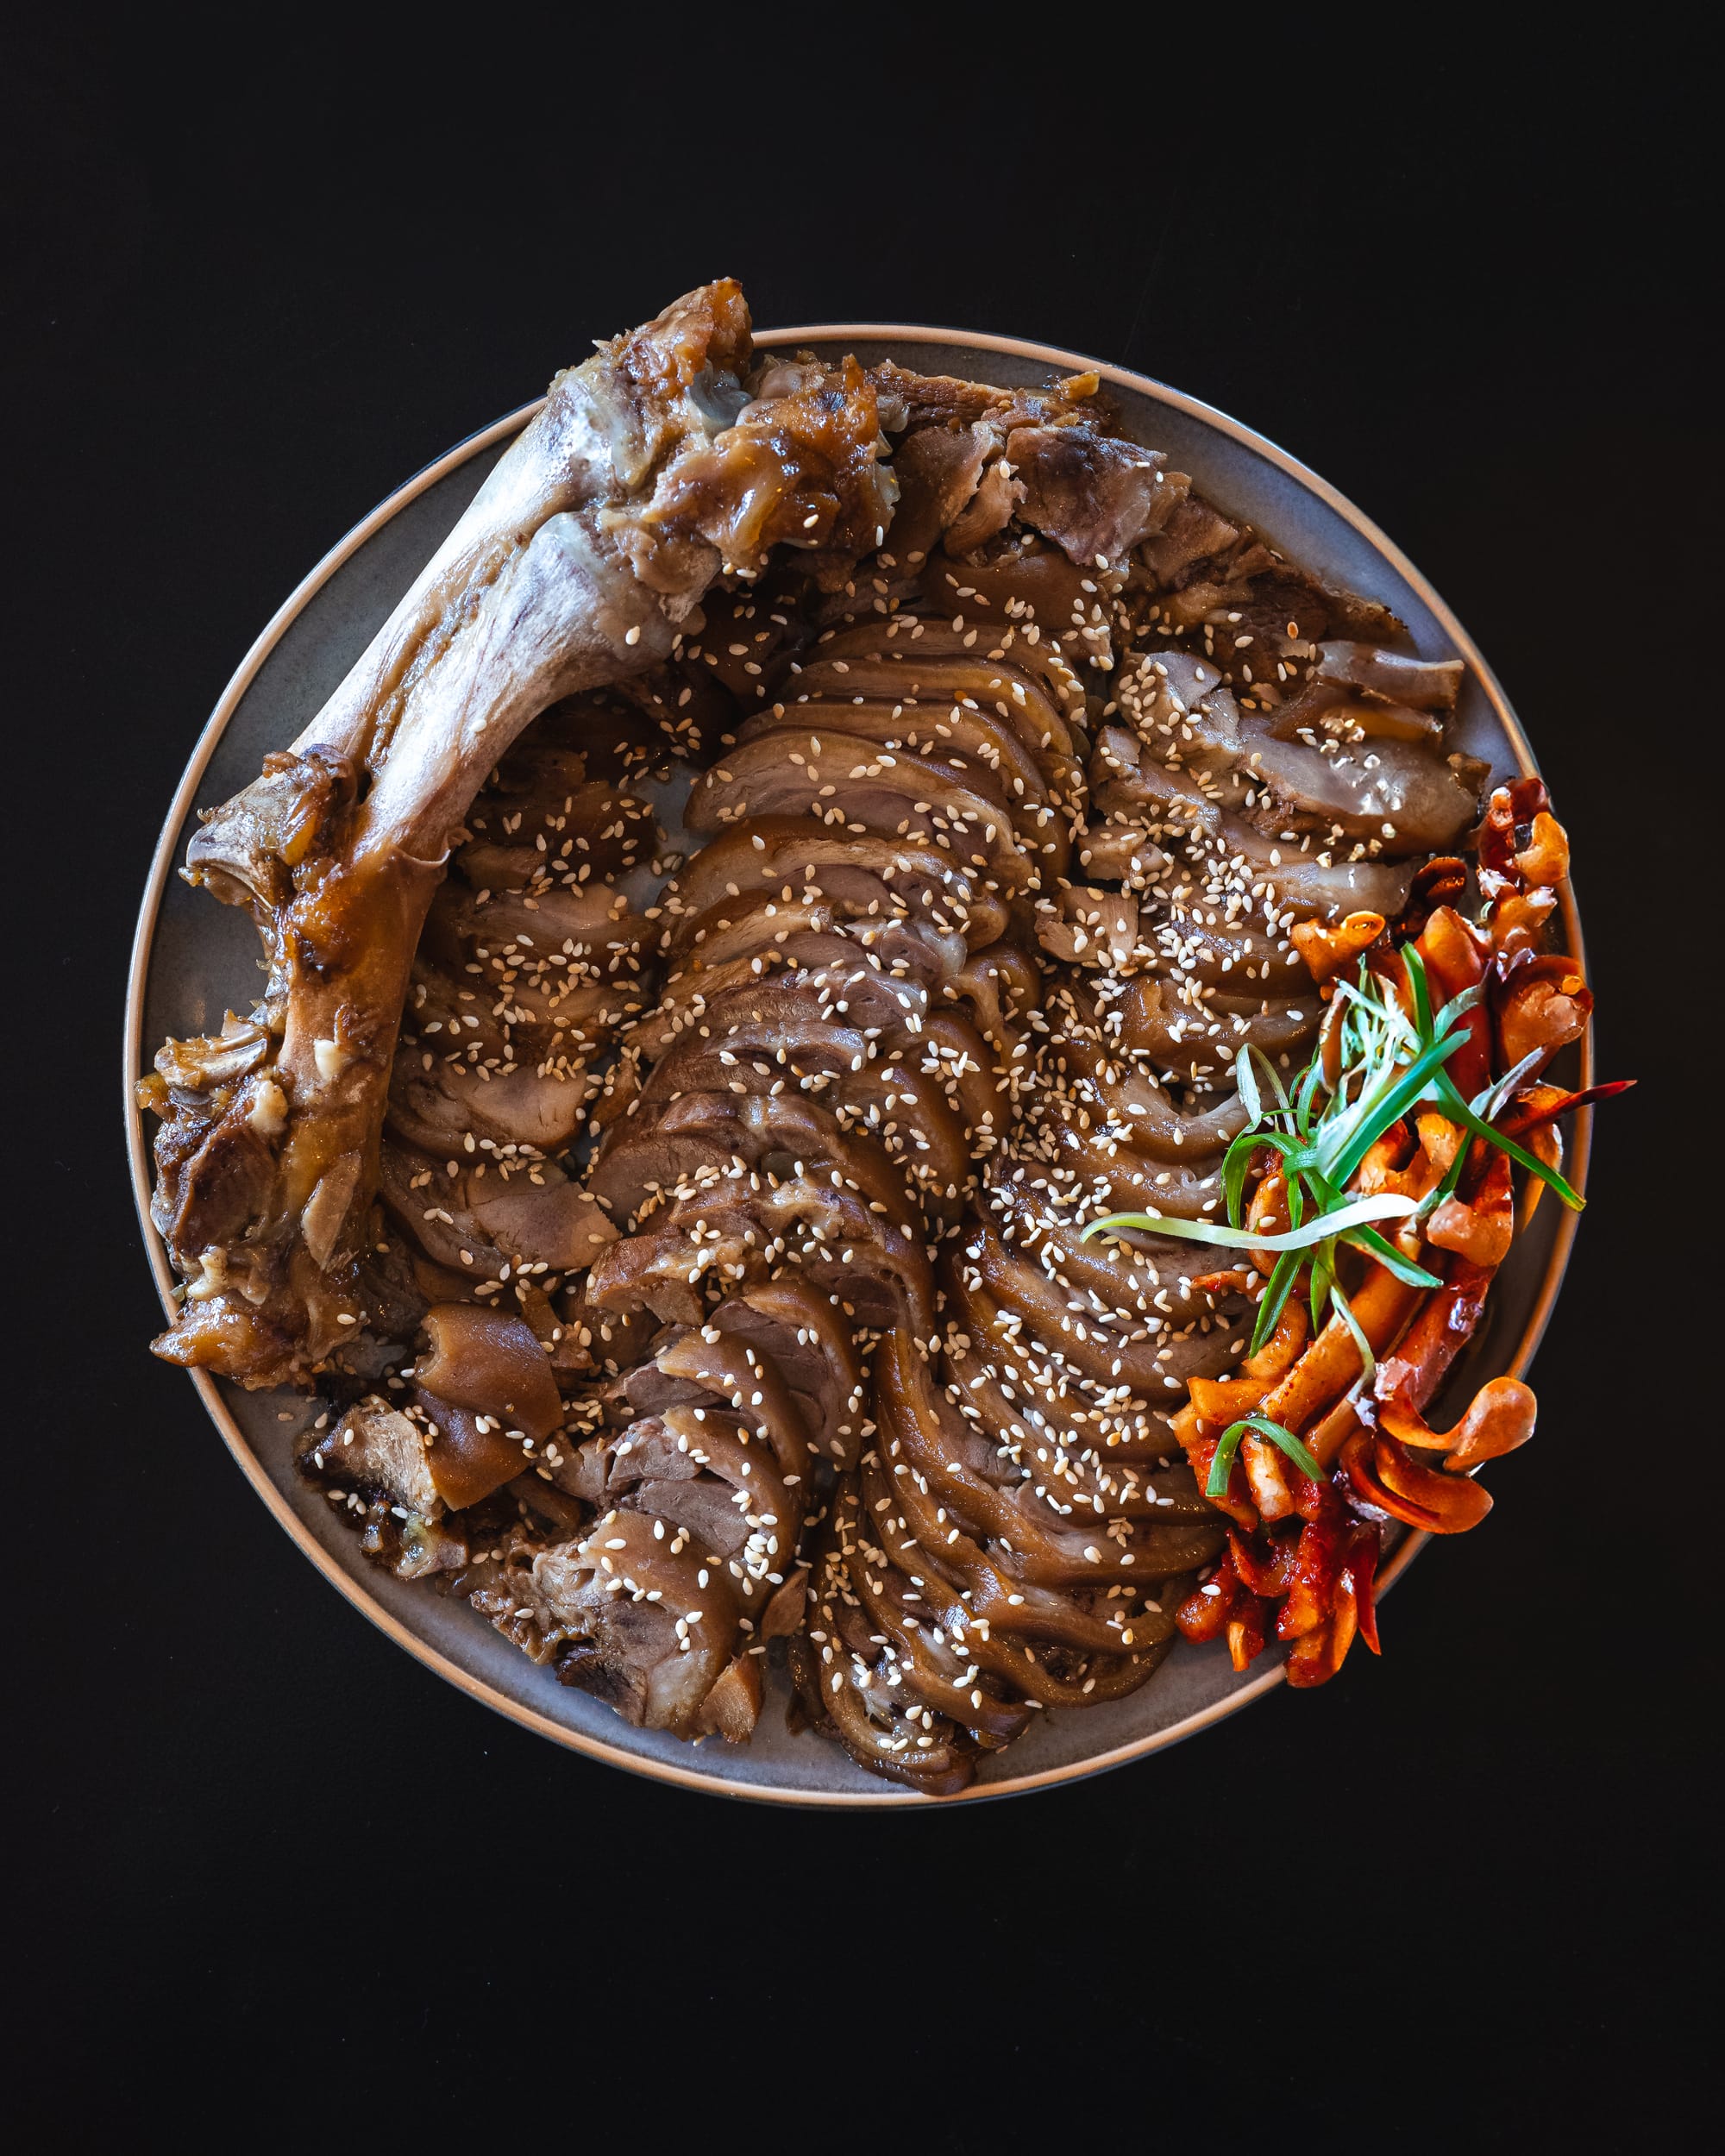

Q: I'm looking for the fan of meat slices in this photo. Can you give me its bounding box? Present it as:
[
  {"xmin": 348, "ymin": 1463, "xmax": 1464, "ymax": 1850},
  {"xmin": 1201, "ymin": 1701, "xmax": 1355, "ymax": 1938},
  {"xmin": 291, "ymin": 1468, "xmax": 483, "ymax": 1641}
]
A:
[{"xmin": 139, "ymin": 281, "xmax": 1625, "ymax": 1792}]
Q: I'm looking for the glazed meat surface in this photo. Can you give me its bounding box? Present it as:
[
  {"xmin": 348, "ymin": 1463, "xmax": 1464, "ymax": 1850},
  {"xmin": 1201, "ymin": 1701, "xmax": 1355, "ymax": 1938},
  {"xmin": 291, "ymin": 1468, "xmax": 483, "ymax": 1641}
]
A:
[{"xmin": 143, "ymin": 283, "xmax": 894, "ymax": 1388}]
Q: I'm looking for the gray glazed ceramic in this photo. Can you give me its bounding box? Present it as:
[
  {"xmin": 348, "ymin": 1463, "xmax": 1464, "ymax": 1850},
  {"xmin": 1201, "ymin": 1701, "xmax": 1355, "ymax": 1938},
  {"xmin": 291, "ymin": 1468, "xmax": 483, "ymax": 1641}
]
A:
[{"xmin": 125, "ymin": 326, "xmax": 1592, "ymax": 1804}]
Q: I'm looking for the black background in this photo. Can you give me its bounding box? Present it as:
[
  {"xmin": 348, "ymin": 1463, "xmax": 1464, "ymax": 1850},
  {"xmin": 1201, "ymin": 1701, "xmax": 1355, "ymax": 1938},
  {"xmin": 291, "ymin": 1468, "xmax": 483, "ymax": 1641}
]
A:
[{"xmin": 7, "ymin": 22, "xmax": 1709, "ymax": 2147}]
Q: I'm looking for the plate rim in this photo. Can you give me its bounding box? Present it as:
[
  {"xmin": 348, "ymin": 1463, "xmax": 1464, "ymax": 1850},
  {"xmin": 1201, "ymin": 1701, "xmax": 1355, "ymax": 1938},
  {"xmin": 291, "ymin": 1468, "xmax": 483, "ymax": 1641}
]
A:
[{"xmin": 123, "ymin": 322, "xmax": 1593, "ymax": 1807}]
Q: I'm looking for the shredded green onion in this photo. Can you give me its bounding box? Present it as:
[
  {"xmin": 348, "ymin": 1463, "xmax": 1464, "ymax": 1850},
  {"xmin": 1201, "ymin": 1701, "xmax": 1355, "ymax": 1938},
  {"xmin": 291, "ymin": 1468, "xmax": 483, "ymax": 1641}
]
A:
[
  {"xmin": 1330, "ymin": 1283, "xmax": 1375, "ymax": 1382},
  {"xmin": 1080, "ymin": 1189, "xmax": 1422, "ymax": 1254},
  {"xmin": 1207, "ymin": 1413, "xmax": 1324, "ymax": 1497}
]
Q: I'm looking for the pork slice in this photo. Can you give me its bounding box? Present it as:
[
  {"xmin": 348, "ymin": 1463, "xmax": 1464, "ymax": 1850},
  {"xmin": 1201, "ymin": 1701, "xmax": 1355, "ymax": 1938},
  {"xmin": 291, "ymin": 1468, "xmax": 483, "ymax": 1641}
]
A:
[
  {"xmin": 710, "ymin": 1278, "xmax": 867, "ymax": 1469},
  {"xmin": 536, "ymin": 1511, "xmax": 741, "ymax": 1737},
  {"xmin": 1007, "ymin": 424, "xmax": 1168, "ymax": 566},
  {"xmin": 1137, "ymin": 493, "xmax": 1242, "ymax": 586},
  {"xmin": 1314, "ymin": 641, "xmax": 1465, "ymax": 711},
  {"xmin": 303, "ymin": 1397, "xmax": 441, "ymax": 1518},
  {"xmin": 943, "ymin": 455, "xmax": 1027, "ymax": 555},
  {"xmin": 888, "ymin": 422, "xmax": 994, "ymax": 561},
  {"xmin": 683, "ymin": 734, "xmax": 1038, "ymax": 891},
  {"xmin": 379, "ymin": 1141, "xmax": 616, "ymax": 1282}
]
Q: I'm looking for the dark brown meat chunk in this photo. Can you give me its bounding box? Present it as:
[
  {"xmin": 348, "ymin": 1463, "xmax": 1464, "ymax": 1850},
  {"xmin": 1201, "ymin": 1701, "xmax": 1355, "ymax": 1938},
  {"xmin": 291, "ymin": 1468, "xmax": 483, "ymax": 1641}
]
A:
[{"xmin": 1007, "ymin": 424, "xmax": 1168, "ymax": 566}]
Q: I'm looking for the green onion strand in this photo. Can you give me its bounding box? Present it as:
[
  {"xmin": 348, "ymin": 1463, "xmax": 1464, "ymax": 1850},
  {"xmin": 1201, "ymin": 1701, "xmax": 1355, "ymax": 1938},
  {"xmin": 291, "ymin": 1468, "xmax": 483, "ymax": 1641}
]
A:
[
  {"xmin": 1329, "ymin": 1284, "xmax": 1375, "ymax": 1382},
  {"xmin": 1251, "ymin": 1249, "xmax": 1302, "ymax": 1357},
  {"xmin": 1206, "ymin": 1413, "xmax": 1324, "ymax": 1498},
  {"xmin": 1081, "ymin": 1191, "xmax": 1421, "ymax": 1254},
  {"xmin": 1431, "ymin": 1071, "xmax": 1584, "ymax": 1208}
]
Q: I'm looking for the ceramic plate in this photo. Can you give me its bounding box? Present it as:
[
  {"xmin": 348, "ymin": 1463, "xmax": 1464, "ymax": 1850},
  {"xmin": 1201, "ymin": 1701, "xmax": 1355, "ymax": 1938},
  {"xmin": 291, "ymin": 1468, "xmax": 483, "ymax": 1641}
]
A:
[{"xmin": 125, "ymin": 325, "xmax": 1591, "ymax": 1804}]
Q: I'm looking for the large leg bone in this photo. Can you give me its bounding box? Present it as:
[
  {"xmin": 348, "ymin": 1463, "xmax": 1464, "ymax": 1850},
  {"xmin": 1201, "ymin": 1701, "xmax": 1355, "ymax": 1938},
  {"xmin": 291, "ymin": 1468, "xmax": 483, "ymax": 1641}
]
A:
[{"xmin": 142, "ymin": 280, "xmax": 894, "ymax": 1387}]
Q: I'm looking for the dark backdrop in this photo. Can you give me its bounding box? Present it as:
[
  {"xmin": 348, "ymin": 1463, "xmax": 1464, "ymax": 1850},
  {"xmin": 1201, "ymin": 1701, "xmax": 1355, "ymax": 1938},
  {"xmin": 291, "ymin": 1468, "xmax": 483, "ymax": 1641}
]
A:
[{"xmin": 7, "ymin": 22, "xmax": 1708, "ymax": 2145}]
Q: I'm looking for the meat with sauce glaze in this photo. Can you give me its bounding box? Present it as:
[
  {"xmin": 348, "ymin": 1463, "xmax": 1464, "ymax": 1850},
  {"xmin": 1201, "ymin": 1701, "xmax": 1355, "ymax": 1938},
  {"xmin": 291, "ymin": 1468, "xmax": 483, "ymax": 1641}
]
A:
[{"xmin": 141, "ymin": 283, "xmax": 895, "ymax": 1389}]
